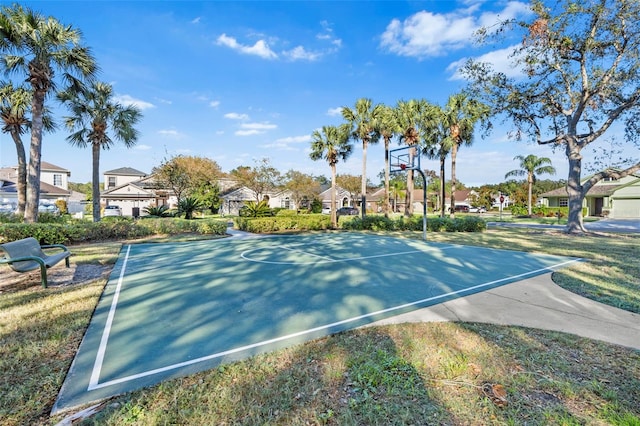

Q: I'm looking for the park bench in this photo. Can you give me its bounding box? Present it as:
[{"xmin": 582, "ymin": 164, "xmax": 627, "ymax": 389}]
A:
[{"xmin": 0, "ymin": 237, "xmax": 71, "ymax": 288}]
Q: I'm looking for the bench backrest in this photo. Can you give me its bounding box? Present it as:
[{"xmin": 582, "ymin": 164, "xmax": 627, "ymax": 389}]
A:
[{"xmin": 1, "ymin": 237, "xmax": 47, "ymax": 259}]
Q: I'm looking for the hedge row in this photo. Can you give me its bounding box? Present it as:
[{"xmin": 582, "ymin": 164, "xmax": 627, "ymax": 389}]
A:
[
  {"xmin": 341, "ymin": 215, "xmax": 487, "ymax": 232},
  {"xmin": 235, "ymin": 214, "xmax": 486, "ymax": 234},
  {"xmin": 0, "ymin": 218, "xmax": 228, "ymax": 245},
  {"xmin": 235, "ymin": 214, "xmax": 332, "ymax": 233}
]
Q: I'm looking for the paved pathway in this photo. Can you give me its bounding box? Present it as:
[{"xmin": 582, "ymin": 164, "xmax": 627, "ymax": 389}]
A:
[{"xmin": 488, "ymin": 218, "xmax": 640, "ymax": 233}]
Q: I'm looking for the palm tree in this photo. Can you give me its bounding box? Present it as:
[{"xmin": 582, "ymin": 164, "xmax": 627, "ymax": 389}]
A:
[
  {"xmin": 58, "ymin": 81, "xmax": 142, "ymax": 222},
  {"xmin": 442, "ymin": 93, "xmax": 490, "ymax": 218},
  {"xmin": 0, "ymin": 83, "xmax": 30, "ymax": 216},
  {"xmin": 505, "ymin": 154, "xmax": 556, "ymax": 215},
  {"xmin": 395, "ymin": 99, "xmax": 426, "ymax": 216},
  {"xmin": 420, "ymin": 104, "xmax": 452, "ymax": 218},
  {"xmin": 309, "ymin": 124, "xmax": 352, "ymax": 228},
  {"xmin": 0, "ymin": 82, "xmax": 56, "ymax": 217},
  {"xmin": 378, "ymin": 104, "xmax": 399, "ymax": 216},
  {"xmin": 1, "ymin": 4, "xmax": 97, "ymax": 222},
  {"xmin": 341, "ymin": 98, "xmax": 383, "ymax": 218}
]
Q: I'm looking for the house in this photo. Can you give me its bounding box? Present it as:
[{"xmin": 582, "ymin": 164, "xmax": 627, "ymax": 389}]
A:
[
  {"xmin": 541, "ymin": 172, "xmax": 640, "ymax": 218},
  {"xmin": 104, "ymin": 167, "xmax": 147, "ymax": 190},
  {"xmin": 318, "ymin": 186, "xmax": 357, "ymax": 211},
  {"xmin": 219, "ymin": 183, "xmax": 308, "ymax": 216},
  {"xmin": 100, "ymin": 173, "xmax": 171, "ymax": 217},
  {"xmin": 0, "ymin": 161, "xmax": 71, "ymax": 207}
]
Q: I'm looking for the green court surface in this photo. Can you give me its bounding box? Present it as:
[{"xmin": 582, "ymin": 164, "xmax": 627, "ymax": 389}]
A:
[{"xmin": 53, "ymin": 233, "xmax": 581, "ymax": 413}]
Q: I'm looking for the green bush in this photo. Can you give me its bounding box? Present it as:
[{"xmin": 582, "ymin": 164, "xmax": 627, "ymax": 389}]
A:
[
  {"xmin": 276, "ymin": 209, "xmax": 298, "ymax": 217},
  {"xmin": 235, "ymin": 214, "xmax": 331, "ymax": 233},
  {"xmin": 509, "ymin": 204, "xmax": 529, "ymax": 217},
  {"xmin": 341, "ymin": 215, "xmax": 486, "ymax": 233},
  {"xmin": 239, "ymin": 200, "xmax": 273, "ymax": 217},
  {"xmin": 0, "ymin": 218, "xmax": 228, "ymax": 245}
]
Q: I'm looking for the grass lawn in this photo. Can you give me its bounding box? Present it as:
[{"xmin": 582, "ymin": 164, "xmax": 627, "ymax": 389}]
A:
[{"xmin": 1, "ymin": 228, "xmax": 638, "ymax": 425}]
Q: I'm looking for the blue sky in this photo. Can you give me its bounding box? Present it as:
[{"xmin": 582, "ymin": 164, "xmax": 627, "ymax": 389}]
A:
[{"xmin": 1, "ymin": 0, "xmax": 600, "ymax": 186}]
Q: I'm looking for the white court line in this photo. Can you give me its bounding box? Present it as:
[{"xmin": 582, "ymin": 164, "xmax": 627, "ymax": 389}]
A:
[
  {"xmin": 86, "ymin": 255, "xmax": 582, "ymax": 391},
  {"xmin": 87, "ymin": 245, "xmax": 131, "ymax": 391},
  {"xmin": 279, "ymin": 245, "xmax": 335, "ymax": 262}
]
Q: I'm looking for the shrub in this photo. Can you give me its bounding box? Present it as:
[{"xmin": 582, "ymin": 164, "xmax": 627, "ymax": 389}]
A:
[
  {"xmin": 143, "ymin": 205, "xmax": 171, "ymax": 217},
  {"xmin": 178, "ymin": 197, "xmax": 204, "ymax": 220},
  {"xmin": 276, "ymin": 209, "xmax": 298, "ymax": 217},
  {"xmin": 0, "ymin": 218, "xmax": 228, "ymax": 245},
  {"xmin": 341, "ymin": 215, "xmax": 486, "ymax": 233},
  {"xmin": 509, "ymin": 204, "xmax": 529, "ymax": 217},
  {"xmin": 239, "ymin": 201, "xmax": 272, "ymax": 217},
  {"xmin": 235, "ymin": 214, "xmax": 331, "ymax": 233}
]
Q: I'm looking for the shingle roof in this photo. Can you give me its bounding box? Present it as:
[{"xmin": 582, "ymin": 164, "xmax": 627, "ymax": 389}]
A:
[
  {"xmin": 542, "ymin": 185, "xmax": 622, "ymax": 197},
  {"xmin": 104, "ymin": 167, "xmax": 147, "ymax": 176}
]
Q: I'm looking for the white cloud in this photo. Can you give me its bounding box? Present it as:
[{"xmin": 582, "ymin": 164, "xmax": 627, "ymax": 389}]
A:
[
  {"xmin": 241, "ymin": 122, "xmax": 277, "ymax": 131},
  {"xmin": 114, "ymin": 94, "xmax": 155, "ymax": 110},
  {"xmin": 224, "ymin": 112, "xmax": 249, "ymax": 120},
  {"xmin": 134, "ymin": 144, "xmax": 152, "ymax": 151},
  {"xmin": 316, "ymin": 20, "xmax": 343, "ymax": 49},
  {"xmin": 327, "ymin": 107, "xmax": 343, "ymax": 116},
  {"xmin": 209, "ymin": 100, "xmax": 221, "ymax": 108},
  {"xmin": 447, "ymin": 44, "xmax": 525, "ymax": 80},
  {"xmin": 216, "ymin": 33, "xmax": 278, "ymax": 59},
  {"xmin": 235, "ymin": 129, "xmax": 262, "ymax": 136},
  {"xmin": 157, "ymin": 129, "xmax": 184, "ymax": 139},
  {"xmin": 380, "ymin": 2, "xmax": 530, "ymax": 58},
  {"xmin": 275, "ymin": 135, "xmax": 311, "ymax": 144},
  {"xmin": 191, "ymin": 17, "xmax": 201, "ymax": 24},
  {"xmin": 283, "ymin": 46, "xmax": 321, "ymax": 61},
  {"xmin": 234, "ymin": 122, "xmax": 277, "ymax": 136}
]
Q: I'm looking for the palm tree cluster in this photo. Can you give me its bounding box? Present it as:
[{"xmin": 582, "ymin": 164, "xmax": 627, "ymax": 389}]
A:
[
  {"xmin": 310, "ymin": 94, "xmax": 490, "ymax": 225},
  {"xmin": 1, "ymin": 4, "xmax": 142, "ymax": 223}
]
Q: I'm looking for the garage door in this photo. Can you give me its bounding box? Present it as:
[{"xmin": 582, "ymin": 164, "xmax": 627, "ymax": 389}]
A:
[{"xmin": 613, "ymin": 199, "xmax": 640, "ymax": 218}]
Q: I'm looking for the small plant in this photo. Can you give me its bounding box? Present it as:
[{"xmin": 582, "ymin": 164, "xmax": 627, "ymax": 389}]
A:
[
  {"xmin": 143, "ymin": 204, "xmax": 171, "ymax": 217},
  {"xmin": 178, "ymin": 197, "xmax": 204, "ymax": 220},
  {"xmin": 239, "ymin": 200, "xmax": 272, "ymax": 217}
]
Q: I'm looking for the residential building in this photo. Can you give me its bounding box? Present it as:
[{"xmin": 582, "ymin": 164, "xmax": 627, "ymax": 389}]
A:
[{"xmin": 541, "ymin": 172, "xmax": 640, "ymax": 218}]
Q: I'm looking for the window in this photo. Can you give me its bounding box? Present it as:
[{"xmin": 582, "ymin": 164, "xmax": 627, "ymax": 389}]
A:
[
  {"xmin": 108, "ymin": 176, "xmax": 116, "ymax": 188},
  {"xmin": 603, "ymin": 176, "xmax": 618, "ymax": 182},
  {"xmin": 559, "ymin": 198, "xmax": 568, "ymax": 207},
  {"xmin": 53, "ymin": 174, "xmax": 63, "ymax": 186}
]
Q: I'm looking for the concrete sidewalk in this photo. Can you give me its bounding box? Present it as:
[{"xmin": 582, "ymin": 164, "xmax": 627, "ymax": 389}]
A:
[{"xmin": 370, "ymin": 272, "xmax": 640, "ymax": 351}]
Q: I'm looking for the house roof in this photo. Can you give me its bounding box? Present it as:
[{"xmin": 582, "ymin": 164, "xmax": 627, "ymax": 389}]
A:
[
  {"xmin": 104, "ymin": 167, "xmax": 147, "ymax": 176},
  {"xmin": 41, "ymin": 161, "xmax": 70, "ymax": 174},
  {"xmin": 541, "ymin": 185, "xmax": 622, "ymax": 197},
  {"xmin": 0, "ymin": 178, "xmax": 70, "ymax": 197}
]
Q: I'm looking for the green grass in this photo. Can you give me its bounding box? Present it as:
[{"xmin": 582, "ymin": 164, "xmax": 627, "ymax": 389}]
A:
[{"xmin": 0, "ymin": 228, "xmax": 638, "ymax": 425}]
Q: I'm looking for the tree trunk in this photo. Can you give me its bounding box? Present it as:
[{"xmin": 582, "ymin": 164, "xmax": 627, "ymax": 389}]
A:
[
  {"xmin": 439, "ymin": 155, "xmax": 446, "ymax": 218},
  {"xmin": 11, "ymin": 132, "xmax": 27, "ymax": 217},
  {"xmin": 527, "ymin": 173, "xmax": 533, "ymax": 216},
  {"xmin": 330, "ymin": 164, "xmax": 337, "ymax": 228},
  {"xmin": 92, "ymin": 143, "xmax": 102, "ymax": 222},
  {"xmin": 384, "ymin": 138, "xmax": 390, "ymax": 217},
  {"xmin": 25, "ymin": 90, "xmax": 47, "ymax": 224},
  {"xmin": 565, "ymin": 147, "xmax": 586, "ymax": 233},
  {"xmin": 361, "ymin": 140, "xmax": 367, "ymax": 218},
  {"xmin": 449, "ymin": 143, "xmax": 458, "ymax": 219}
]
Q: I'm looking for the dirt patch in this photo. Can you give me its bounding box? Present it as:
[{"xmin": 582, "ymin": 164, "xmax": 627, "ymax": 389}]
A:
[{"xmin": 0, "ymin": 263, "xmax": 112, "ymax": 293}]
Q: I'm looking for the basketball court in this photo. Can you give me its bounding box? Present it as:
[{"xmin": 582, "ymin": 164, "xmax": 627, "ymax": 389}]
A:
[{"xmin": 53, "ymin": 233, "xmax": 581, "ymax": 413}]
